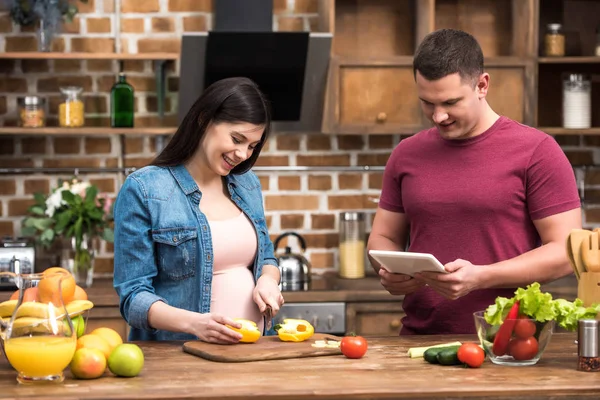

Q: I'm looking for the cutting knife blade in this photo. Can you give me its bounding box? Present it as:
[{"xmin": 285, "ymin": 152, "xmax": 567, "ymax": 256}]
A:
[{"xmin": 265, "ymin": 305, "xmax": 273, "ymax": 331}]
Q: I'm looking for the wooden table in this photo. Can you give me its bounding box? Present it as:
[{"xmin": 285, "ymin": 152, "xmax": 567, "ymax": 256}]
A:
[{"xmin": 0, "ymin": 333, "xmax": 598, "ymax": 399}]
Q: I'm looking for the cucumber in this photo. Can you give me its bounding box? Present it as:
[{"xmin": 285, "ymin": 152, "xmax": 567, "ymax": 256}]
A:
[
  {"xmin": 437, "ymin": 346, "xmax": 462, "ymax": 365},
  {"xmin": 407, "ymin": 341, "xmax": 462, "ymax": 358},
  {"xmin": 423, "ymin": 345, "xmax": 461, "ymax": 364}
]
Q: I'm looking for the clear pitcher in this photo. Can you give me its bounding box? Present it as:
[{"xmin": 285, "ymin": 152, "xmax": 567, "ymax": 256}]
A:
[{"xmin": 0, "ymin": 271, "xmax": 76, "ymax": 384}]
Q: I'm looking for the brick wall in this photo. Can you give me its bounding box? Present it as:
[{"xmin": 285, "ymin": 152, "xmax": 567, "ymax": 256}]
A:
[{"xmin": 0, "ymin": 0, "xmax": 595, "ymax": 278}]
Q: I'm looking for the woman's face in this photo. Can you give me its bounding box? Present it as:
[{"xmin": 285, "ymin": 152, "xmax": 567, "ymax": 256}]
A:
[{"xmin": 198, "ymin": 121, "xmax": 265, "ymax": 176}]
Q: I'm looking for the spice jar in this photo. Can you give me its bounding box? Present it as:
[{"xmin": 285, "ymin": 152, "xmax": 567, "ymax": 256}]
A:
[
  {"xmin": 563, "ymin": 73, "xmax": 591, "ymax": 129},
  {"xmin": 17, "ymin": 96, "xmax": 46, "ymax": 128},
  {"xmin": 58, "ymin": 86, "xmax": 84, "ymax": 127},
  {"xmin": 545, "ymin": 23, "xmax": 565, "ymax": 57},
  {"xmin": 339, "ymin": 212, "xmax": 366, "ymax": 279},
  {"xmin": 577, "ymin": 319, "xmax": 600, "ymax": 372}
]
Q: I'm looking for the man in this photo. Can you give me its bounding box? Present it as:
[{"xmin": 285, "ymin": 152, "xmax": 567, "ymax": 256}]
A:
[{"xmin": 367, "ymin": 29, "xmax": 581, "ymax": 335}]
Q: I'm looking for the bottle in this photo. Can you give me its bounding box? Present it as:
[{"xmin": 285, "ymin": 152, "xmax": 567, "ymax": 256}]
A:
[
  {"xmin": 59, "ymin": 86, "xmax": 84, "ymax": 127},
  {"xmin": 544, "ymin": 23, "xmax": 565, "ymax": 57},
  {"xmin": 563, "ymin": 73, "xmax": 591, "ymax": 129},
  {"xmin": 338, "ymin": 212, "xmax": 366, "ymax": 279},
  {"xmin": 110, "ymin": 73, "xmax": 134, "ymax": 128}
]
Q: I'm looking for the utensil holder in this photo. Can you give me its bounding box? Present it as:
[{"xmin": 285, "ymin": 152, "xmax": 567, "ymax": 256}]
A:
[{"xmin": 578, "ymin": 272, "xmax": 600, "ymax": 306}]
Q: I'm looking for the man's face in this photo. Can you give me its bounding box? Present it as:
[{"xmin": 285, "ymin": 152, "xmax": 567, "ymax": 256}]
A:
[{"xmin": 415, "ymin": 71, "xmax": 488, "ymax": 140}]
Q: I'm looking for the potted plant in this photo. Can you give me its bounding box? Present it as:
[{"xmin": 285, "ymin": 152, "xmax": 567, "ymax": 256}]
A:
[
  {"xmin": 22, "ymin": 178, "xmax": 114, "ymax": 287},
  {"xmin": 9, "ymin": 0, "xmax": 88, "ymax": 51}
]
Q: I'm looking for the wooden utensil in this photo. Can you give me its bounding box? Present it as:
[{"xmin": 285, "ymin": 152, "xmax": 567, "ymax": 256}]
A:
[
  {"xmin": 183, "ymin": 333, "xmax": 343, "ymax": 363},
  {"xmin": 566, "ymin": 233, "xmax": 580, "ymax": 279},
  {"xmin": 570, "ymin": 229, "xmax": 592, "ymax": 277},
  {"xmin": 581, "ymin": 231, "xmax": 600, "ymax": 272}
]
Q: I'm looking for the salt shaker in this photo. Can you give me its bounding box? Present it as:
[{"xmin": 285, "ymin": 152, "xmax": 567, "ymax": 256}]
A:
[{"xmin": 577, "ymin": 319, "xmax": 600, "ymax": 372}]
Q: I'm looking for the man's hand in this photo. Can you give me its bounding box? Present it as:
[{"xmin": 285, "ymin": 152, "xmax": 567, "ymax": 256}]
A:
[
  {"xmin": 379, "ymin": 268, "xmax": 426, "ymax": 295},
  {"xmin": 414, "ymin": 258, "xmax": 482, "ymax": 300}
]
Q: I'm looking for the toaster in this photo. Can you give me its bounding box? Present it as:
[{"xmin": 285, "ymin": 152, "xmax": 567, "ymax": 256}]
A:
[{"xmin": 0, "ymin": 237, "xmax": 35, "ymax": 290}]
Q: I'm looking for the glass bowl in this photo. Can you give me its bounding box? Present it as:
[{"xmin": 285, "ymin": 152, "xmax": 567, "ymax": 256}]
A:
[{"xmin": 473, "ymin": 311, "xmax": 555, "ymax": 366}]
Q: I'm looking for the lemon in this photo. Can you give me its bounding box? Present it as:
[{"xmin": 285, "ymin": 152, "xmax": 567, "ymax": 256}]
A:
[{"xmin": 107, "ymin": 343, "xmax": 144, "ymax": 377}]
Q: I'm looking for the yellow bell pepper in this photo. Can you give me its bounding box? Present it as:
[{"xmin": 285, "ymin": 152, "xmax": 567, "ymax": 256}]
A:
[
  {"xmin": 226, "ymin": 319, "xmax": 261, "ymax": 343},
  {"xmin": 274, "ymin": 319, "xmax": 315, "ymax": 342}
]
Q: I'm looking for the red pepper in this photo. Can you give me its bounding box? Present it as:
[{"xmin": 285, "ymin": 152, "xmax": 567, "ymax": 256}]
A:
[{"xmin": 492, "ymin": 300, "xmax": 520, "ymax": 356}]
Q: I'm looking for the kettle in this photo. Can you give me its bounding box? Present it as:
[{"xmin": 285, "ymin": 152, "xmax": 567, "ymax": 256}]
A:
[{"xmin": 273, "ymin": 232, "xmax": 311, "ymax": 292}]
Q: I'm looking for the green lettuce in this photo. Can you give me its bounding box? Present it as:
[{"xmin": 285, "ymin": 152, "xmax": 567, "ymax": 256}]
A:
[{"xmin": 483, "ymin": 282, "xmax": 600, "ymax": 331}]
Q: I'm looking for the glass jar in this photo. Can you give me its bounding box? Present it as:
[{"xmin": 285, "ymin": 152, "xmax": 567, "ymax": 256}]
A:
[
  {"xmin": 338, "ymin": 212, "xmax": 366, "ymax": 279},
  {"xmin": 17, "ymin": 96, "xmax": 46, "ymax": 128},
  {"xmin": 563, "ymin": 73, "xmax": 591, "ymax": 129},
  {"xmin": 58, "ymin": 86, "xmax": 84, "ymax": 127},
  {"xmin": 544, "ymin": 23, "xmax": 565, "ymax": 57}
]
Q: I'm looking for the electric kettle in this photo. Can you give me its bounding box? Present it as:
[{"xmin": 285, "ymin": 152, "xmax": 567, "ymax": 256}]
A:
[{"xmin": 273, "ymin": 232, "xmax": 311, "ymax": 292}]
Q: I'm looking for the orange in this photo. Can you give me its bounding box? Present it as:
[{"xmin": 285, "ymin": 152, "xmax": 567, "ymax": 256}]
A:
[
  {"xmin": 9, "ymin": 287, "xmax": 38, "ymax": 302},
  {"xmin": 90, "ymin": 327, "xmax": 123, "ymax": 354},
  {"xmin": 77, "ymin": 334, "xmax": 112, "ymax": 360},
  {"xmin": 37, "ymin": 267, "xmax": 76, "ymax": 306},
  {"xmin": 73, "ymin": 285, "xmax": 88, "ymax": 301}
]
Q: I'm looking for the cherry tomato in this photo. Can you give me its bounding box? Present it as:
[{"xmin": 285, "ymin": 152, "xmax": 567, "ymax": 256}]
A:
[
  {"xmin": 510, "ymin": 336, "xmax": 539, "ymax": 360},
  {"xmin": 514, "ymin": 317, "xmax": 536, "ymax": 339},
  {"xmin": 340, "ymin": 335, "xmax": 368, "ymax": 359},
  {"xmin": 457, "ymin": 343, "xmax": 485, "ymax": 368}
]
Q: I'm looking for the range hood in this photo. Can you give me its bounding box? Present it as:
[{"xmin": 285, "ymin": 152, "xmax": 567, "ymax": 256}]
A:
[{"xmin": 177, "ymin": 0, "xmax": 332, "ymax": 132}]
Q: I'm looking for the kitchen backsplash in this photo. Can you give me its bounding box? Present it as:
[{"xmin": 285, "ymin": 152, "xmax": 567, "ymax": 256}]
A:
[{"xmin": 0, "ymin": 0, "xmax": 597, "ymax": 277}]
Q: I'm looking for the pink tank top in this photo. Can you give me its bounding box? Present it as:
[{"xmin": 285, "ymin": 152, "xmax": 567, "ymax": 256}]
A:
[{"xmin": 209, "ymin": 212, "xmax": 263, "ymax": 332}]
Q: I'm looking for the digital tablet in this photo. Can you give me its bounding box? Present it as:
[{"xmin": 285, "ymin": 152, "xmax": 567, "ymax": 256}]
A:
[{"xmin": 368, "ymin": 250, "xmax": 447, "ymax": 277}]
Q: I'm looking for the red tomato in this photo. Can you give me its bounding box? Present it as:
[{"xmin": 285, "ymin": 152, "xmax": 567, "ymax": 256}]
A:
[
  {"xmin": 514, "ymin": 317, "xmax": 536, "ymax": 339},
  {"xmin": 510, "ymin": 336, "xmax": 539, "ymax": 360},
  {"xmin": 340, "ymin": 335, "xmax": 368, "ymax": 359},
  {"xmin": 457, "ymin": 343, "xmax": 485, "ymax": 368}
]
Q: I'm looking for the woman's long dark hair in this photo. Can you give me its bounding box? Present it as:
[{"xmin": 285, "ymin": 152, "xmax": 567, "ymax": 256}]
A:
[{"xmin": 151, "ymin": 77, "xmax": 271, "ymax": 174}]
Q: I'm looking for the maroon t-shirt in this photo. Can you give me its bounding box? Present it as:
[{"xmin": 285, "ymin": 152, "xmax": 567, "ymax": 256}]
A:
[{"xmin": 379, "ymin": 117, "xmax": 580, "ymax": 334}]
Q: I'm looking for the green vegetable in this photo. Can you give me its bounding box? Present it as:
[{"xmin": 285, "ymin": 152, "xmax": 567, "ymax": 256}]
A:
[
  {"xmin": 424, "ymin": 345, "xmax": 461, "ymax": 364},
  {"xmin": 484, "ymin": 282, "xmax": 600, "ymax": 331},
  {"xmin": 437, "ymin": 347, "xmax": 462, "ymax": 365}
]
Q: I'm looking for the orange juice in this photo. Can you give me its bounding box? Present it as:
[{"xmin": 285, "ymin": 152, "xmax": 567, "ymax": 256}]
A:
[{"xmin": 5, "ymin": 336, "xmax": 76, "ymax": 377}]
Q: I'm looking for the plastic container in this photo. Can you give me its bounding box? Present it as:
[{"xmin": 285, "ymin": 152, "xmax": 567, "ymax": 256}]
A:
[
  {"xmin": 339, "ymin": 212, "xmax": 366, "ymax": 279},
  {"xmin": 563, "ymin": 73, "xmax": 591, "ymax": 129},
  {"xmin": 58, "ymin": 86, "xmax": 84, "ymax": 128},
  {"xmin": 17, "ymin": 96, "xmax": 46, "ymax": 128}
]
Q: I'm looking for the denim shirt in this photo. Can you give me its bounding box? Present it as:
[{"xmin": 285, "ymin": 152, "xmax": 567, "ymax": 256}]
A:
[{"xmin": 113, "ymin": 164, "xmax": 278, "ymax": 341}]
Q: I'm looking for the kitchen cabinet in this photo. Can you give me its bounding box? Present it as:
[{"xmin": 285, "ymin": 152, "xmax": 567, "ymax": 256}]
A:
[
  {"xmin": 346, "ymin": 301, "xmax": 405, "ymax": 336},
  {"xmin": 321, "ymin": 0, "xmax": 600, "ymax": 136}
]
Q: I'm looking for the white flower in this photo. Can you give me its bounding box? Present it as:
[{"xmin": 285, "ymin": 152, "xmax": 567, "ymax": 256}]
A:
[
  {"xmin": 45, "ymin": 188, "xmax": 66, "ymax": 217},
  {"xmin": 70, "ymin": 181, "xmax": 90, "ymax": 197}
]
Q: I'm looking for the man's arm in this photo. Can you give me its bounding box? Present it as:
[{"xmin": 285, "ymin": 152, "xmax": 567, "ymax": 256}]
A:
[
  {"xmin": 367, "ymin": 208, "xmax": 409, "ymax": 272},
  {"xmin": 417, "ymin": 208, "xmax": 581, "ymax": 299}
]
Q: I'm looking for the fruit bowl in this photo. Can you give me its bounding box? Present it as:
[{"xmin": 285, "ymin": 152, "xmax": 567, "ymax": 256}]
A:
[{"xmin": 473, "ymin": 311, "xmax": 555, "ymax": 366}]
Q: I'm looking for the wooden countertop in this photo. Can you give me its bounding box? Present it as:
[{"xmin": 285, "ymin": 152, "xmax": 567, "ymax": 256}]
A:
[
  {"xmin": 0, "ymin": 333, "xmax": 597, "ymax": 399},
  {"xmin": 0, "ymin": 274, "xmax": 579, "ymax": 305}
]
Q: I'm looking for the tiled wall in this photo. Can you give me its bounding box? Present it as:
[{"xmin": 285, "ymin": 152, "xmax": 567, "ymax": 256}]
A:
[{"xmin": 0, "ymin": 0, "xmax": 595, "ymax": 277}]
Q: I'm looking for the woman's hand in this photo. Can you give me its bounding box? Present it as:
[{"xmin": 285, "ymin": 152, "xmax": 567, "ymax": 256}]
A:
[
  {"xmin": 188, "ymin": 313, "xmax": 244, "ymax": 344},
  {"xmin": 253, "ymin": 274, "xmax": 284, "ymax": 317}
]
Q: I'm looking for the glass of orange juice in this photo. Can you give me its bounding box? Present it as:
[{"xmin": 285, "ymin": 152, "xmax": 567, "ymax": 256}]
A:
[{"xmin": 1, "ymin": 270, "xmax": 77, "ymax": 384}]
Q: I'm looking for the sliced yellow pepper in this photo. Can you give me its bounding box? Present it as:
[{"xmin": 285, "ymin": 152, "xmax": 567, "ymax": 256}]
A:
[
  {"xmin": 226, "ymin": 318, "xmax": 261, "ymax": 343},
  {"xmin": 274, "ymin": 318, "xmax": 315, "ymax": 342}
]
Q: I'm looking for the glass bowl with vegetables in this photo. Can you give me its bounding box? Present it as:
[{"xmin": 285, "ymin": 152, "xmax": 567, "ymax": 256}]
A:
[{"xmin": 474, "ymin": 282, "xmax": 600, "ymax": 366}]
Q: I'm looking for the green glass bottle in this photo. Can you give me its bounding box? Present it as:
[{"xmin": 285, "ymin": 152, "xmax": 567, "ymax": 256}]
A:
[{"xmin": 110, "ymin": 73, "xmax": 134, "ymax": 128}]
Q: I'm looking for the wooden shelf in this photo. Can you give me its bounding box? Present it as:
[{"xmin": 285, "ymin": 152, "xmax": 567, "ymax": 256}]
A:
[
  {"xmin": 538, "ymin": 57, "xmax": 600, "ymax": 64},
  {"xmin": 0, "ymin": 127, "xmax": 177, "ymax": 136},
  {"xmin": 539, "ymin": 127, "xmax": 600, "ymax": 135},
  {"xmin": 0, "ymin": 52, "xmax": 179, "ymax": 60}
]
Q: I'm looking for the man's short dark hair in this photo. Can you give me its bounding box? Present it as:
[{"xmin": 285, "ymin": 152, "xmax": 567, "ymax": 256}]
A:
[{"xmin": 413, "ymin": 29, "xmax": 484, "ymax": 87}]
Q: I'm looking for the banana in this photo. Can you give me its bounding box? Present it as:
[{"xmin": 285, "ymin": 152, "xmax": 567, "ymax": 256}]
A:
[
  {"xmin": 14, "ymin": 302, "xmax": 60, "ymax": 319},
  {"xmin": 65, "ymin": 299, "xmax": 94, "ymax": 317},
  {"xmin": 0, "ymin": 300, "xmax": 18, "ymax": 318}
]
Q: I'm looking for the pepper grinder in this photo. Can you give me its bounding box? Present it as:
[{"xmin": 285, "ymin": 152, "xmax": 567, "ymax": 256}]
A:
[{"xmin": 577, "ymin": 319, "xmax": 600, "ymax": 372}]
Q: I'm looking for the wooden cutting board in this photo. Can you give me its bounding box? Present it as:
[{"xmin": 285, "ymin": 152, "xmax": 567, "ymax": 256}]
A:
[{"xmin": 182, "ymin": 333, "xmax": 343, "ymax": 363}]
